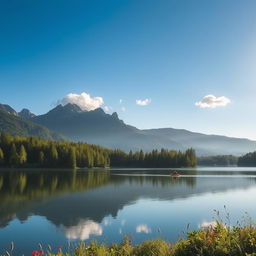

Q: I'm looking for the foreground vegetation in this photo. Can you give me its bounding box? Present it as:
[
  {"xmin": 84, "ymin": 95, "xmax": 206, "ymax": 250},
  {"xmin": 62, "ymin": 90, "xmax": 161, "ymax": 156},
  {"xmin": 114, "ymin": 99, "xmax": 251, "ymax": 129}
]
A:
[
  {"xmin": 0, "ymin": 132, "xmax": 197, "ymax": 168},
  {"xmin": 4, "ymin": 221, "xmax": 256, "ymax": 256}
]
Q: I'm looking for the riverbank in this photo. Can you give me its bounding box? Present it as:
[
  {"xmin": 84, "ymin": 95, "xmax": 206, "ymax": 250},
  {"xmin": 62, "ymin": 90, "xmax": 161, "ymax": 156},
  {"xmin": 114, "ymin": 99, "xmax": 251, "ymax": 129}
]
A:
[{"xmin": 7, "ymin": 221, "xmax": 256, "ymax": 256}]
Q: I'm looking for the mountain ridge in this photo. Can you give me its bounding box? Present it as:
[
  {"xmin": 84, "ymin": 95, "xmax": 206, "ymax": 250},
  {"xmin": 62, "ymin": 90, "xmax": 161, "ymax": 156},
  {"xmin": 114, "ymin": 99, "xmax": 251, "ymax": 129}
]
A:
[
  {"xmin": 0, "ymin": 105, "xmax": 65, "ymax": 141},
  {"xmin": 30, "ymin": 104, "xmax": 182, "ymax": 152},
  {"xmin": 1, "ymin": 102, "xmax": 256, "ymax": 156}
]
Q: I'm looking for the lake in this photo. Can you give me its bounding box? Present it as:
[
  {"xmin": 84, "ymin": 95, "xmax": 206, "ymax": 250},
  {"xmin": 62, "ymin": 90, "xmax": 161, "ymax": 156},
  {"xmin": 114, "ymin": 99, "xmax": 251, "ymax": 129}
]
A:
[{"xmin": 1, "ymin": 167, "xmax": 256, "ymax": 255}]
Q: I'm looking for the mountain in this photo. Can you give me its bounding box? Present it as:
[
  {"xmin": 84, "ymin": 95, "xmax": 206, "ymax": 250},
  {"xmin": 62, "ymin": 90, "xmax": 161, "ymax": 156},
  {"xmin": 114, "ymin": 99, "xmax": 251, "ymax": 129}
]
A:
[
  {"xmin": 0, "ymin": 104, "xmax": 18, "ymax": 115},
  {"xmin": 18, "ymin": 108, "xmax": 36, "ymax": 119},
  {"xmin": 1, "ymin": 102, "xmax": 255, "ymax": 155},
  {"xmin": 143, "ymin": 128, "xmax": 256, "ymax": 156},
  {"xmin": 30, "ymin": 104, "xmax": 183, "ymax": 151},
  {"xmin": 29, "ymin": 103, "xmax": 256, "ymax": 155},
  {"xmin": 0, "ymin": 104, "xmax": 36, "ymax": 120},
  {"xmin": 0, "ymin": 106, "xmax": 65, "ymax": 141}
]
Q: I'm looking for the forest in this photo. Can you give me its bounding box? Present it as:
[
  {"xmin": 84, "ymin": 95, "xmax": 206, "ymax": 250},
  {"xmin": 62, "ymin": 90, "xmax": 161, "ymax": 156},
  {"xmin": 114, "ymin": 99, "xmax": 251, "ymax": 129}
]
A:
[
  {"xmin": 0, "ymin": 132, "xmax": 197, "ymax": 168},
  {"xmin": 238, "ymin": 151, "xmax": 256, "ymax": 166},
  {"xmin": 197, "ymin": 155, "xmax": 238, "ymax": 166}
]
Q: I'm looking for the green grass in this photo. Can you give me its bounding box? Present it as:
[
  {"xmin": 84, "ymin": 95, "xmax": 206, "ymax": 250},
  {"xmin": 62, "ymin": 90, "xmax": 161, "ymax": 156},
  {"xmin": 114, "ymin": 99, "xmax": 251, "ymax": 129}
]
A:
[{"xmin": 4, "ymin": 220, "xmax": 256, "ymax": 256}]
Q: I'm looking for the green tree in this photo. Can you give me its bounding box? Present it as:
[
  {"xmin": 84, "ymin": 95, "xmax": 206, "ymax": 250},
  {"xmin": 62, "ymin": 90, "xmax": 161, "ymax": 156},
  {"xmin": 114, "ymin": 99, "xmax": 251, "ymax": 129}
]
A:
[
  {"xmin": 86, "ymin": 150, "xmax": 94, "ymax": 168},
  {"xmin": 68, "ymin": 147, "xmax": 76, "ymax": 169},
  {"xmin": 0, "ymin": 147, "xmax": 4, "ymax": 165},
  {"xmin": 49, "ymin": 145, "xmax": 58, "ymax": 165},
  {"xmin": 9, "ymin": 143, "xmax": 19, "ymax": 166},
  {"xmin": 19, "ymin": 145, "xmax": 27, "ymax": 165},
  {"xmin": 139, "ymin": 150, "xmax": 144, "ymax": 166},
  {"xmin": 39, "ymin": 151, "xmax": 45, "ymax": 166}
]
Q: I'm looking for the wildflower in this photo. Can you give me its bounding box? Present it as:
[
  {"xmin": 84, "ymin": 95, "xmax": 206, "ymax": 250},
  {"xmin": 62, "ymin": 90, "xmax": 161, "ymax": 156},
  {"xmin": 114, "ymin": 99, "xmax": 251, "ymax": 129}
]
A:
[
  {"xmin": 58, "ymin": 245, "xmax": 62, "ymax": 249},
  {"xmin": 39, "ymin": 250, "xmax": 44, "ymax": 255},
  {"xmin": 210, "ymin": 231, "xmax": 217, "ymax": 236},
  {"xmin": 206, "ymin": 238, "xmax": 212, "ymax": 244},
  {"xmin": 32, "ymin": 251, "xmax": 39, "ymax": 256}
]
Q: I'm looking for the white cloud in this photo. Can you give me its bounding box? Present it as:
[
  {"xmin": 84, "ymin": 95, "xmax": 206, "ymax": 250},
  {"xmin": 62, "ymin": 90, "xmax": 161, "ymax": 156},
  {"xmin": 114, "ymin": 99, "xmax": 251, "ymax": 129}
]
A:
[
  {"xmin": 103, "ymin": 106, "xmax": 112, "ymax": 112},
  {"xmin": 121, "ymin": 107, "xmax": 126, "ymax": 112},
  {"xmin": 61, "ymin": 220, "xmax": 103, "ymax": 240},
  {"xmin": 195, "ymin": 95, "xmax": 231, "ymax": 108},
  {"xmin": 199, "ymin": 221, "xmax": 217, "ymax": 230},
  {"xmin": 136, "ymin": 98, "xmax": 151, "ymax": 106},
  {"xmin": 58, "ymin": 92, "xmax": 104, "ymax": 111},
  {"xmin": 136, "ymin": 224, "xmax": 151, "ymax": 234},
  {"xmin": 119, "ymin": 99, "xmax": 123, "ymax": 104}
]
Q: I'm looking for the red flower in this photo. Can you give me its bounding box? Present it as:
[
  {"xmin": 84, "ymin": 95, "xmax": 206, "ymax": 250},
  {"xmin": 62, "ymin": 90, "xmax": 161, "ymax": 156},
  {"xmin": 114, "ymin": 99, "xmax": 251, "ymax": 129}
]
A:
[
  {"xmin": 39, "ymin": 250, "xmax": 44, "ymax": 255},
  {"xmin": 206, "ymin": 238, "xmax": 212, "ymax": 244},
  {"xmin": 32, "ymin": 251, "xmax": 39, "ymax": 256},
  {"xmin": 58, "ymin": 245, "xmax": 62, "ymax": 249}
]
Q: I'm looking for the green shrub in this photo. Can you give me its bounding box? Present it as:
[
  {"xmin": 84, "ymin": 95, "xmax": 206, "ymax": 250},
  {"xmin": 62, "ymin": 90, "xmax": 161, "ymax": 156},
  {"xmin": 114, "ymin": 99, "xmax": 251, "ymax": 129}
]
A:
[
  {"xmin": 133, "ymin": 239, "xmax": 173, "ymax": 256},
  {"xmin": 174, "ymin": 222, "xmax": 256, "ymax": 256}
]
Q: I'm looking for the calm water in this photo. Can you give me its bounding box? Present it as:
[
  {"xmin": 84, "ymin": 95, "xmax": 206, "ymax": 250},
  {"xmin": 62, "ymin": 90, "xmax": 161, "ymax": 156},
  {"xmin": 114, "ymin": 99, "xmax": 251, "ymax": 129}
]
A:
[{"xmin": 1, "ymin": 167, "xmax": 256, "ymax": 255}]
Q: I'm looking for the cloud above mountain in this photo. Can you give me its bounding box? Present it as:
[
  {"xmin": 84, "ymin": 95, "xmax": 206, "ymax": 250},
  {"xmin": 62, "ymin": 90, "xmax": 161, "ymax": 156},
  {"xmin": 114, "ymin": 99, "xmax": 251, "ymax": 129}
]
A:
[
  {"xmin": 195, "ymin": 95, "xmax": 231, "ymax": 108},
  {"xmin": 59, "ymin": 92, "xmax": 104, "ymax": 111},
  {"xmin": 136, "ymin": 98, "xmax": 151, "ymax": 106}
]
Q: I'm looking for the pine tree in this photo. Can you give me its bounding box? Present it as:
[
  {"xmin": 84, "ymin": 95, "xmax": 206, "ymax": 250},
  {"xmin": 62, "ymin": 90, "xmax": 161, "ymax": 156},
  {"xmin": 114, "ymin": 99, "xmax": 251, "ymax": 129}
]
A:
[
  {"xmin": 139, "ymin": 150, "xmax": 144, "ymax": 167},
  {"xmin": 9, "ymin": 143, "xmax": 19, "ymax": 166},
  {"xmin": 0, "ymin": 147, "xmax": 4, "ymax": 165},
  {"xmin": 49, "ymin": 145, "xmax": 58, "ymax": 165},
  {"xmin": 86, "ymin": 150, "xmax": 94, "ymax": 168},
  {"xmin": 39, "ymin": 151, "xmax": 45, "ymax": 166},
  {"xmin": 19, "ymin": 145, "xmax": 27, "ymax": 165},
  {"xmin": 69, "ymin": 147, "xmax": 76, "ymax": 169}
]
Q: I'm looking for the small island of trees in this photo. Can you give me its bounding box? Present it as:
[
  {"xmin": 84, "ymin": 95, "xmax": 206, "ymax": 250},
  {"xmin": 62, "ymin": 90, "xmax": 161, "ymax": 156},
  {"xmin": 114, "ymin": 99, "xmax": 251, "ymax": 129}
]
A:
[{"xmin": 0, "ymin": 132, "xmax": 197, "ymax": 168}]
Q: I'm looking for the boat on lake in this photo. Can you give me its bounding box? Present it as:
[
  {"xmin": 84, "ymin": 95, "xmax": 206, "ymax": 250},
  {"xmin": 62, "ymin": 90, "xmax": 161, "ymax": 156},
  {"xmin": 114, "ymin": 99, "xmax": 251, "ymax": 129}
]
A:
[{"xmin": 170, "ymin": 171, "xmax": 181, "ymax": 177}]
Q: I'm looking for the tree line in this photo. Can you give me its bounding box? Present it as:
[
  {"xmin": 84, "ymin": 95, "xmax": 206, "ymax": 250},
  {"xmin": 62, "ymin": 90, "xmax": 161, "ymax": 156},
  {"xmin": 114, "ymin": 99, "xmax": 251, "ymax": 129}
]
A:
[
  {"xmin": 197, "ymin": 155, "xmax": 238, "ymax": 166},
  {"xmin": 237, "ymin": 151, "xmax": 256, "ymax": 167},
  {"xmin": 0, "ymin": 132, "xmax": 197, "ymax": 168},
  {"xmin": 109, "ymin": 148, "xmax": 197, "ymax": 168}
]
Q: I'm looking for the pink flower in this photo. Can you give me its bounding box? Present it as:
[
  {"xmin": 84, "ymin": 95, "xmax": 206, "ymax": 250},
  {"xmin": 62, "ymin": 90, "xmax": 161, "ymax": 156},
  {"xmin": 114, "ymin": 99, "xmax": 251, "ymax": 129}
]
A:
[{"xmin": 58, "ymin": 245, "xmax": 62, "ymax": 249}]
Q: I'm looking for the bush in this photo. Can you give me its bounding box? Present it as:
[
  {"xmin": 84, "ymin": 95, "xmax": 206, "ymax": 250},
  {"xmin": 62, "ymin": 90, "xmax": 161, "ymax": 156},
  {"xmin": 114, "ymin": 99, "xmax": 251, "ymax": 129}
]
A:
[
  {"xmin": 133, "ymin": 239, "xmax": 173, "ymax": 256},
  {"xmin": 174, "ymin": 222, "xmax": 256, "ymax": 256}
]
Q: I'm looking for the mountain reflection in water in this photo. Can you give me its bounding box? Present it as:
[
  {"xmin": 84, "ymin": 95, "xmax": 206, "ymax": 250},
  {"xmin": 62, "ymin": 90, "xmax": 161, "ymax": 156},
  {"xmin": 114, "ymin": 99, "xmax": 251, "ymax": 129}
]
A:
[{"xmin": 1, "ymin": 168, "xmax": 256, "ymax": 255}]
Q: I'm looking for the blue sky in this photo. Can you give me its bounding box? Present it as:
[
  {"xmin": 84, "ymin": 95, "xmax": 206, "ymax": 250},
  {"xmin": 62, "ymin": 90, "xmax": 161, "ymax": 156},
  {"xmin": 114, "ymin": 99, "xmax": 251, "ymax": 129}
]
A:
[{"xmin": 0, "ymin": 0, "xmax": 256, "ymax": 139}]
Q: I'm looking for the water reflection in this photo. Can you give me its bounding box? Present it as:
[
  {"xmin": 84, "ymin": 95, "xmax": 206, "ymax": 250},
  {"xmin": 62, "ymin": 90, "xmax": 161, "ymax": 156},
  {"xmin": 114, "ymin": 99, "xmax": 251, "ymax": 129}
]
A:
[
  {"xmin": 1, "ymin": 168, "xmax": 256, "ymax": 254},
  {"xmin": 0, "ymin": 170, "xmax": 109, "ymax": 227},
  {"xmin": 136, "ymin": 224, "xmax": 151, "ymax": 234},
  {"xmin": 60, "ymin": 220, "xmax": 103, "ymax": 240},
  {"xmin": 1, "ymin": 168, "xmax": 256, "ymax": 229}
]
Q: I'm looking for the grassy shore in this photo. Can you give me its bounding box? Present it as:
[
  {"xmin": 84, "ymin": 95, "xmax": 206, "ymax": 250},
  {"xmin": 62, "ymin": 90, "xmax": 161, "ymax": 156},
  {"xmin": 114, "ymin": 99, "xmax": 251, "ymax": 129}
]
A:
[{"xmin": 5, "ymin": 220, "xmax": 256, "ymax": 256}]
